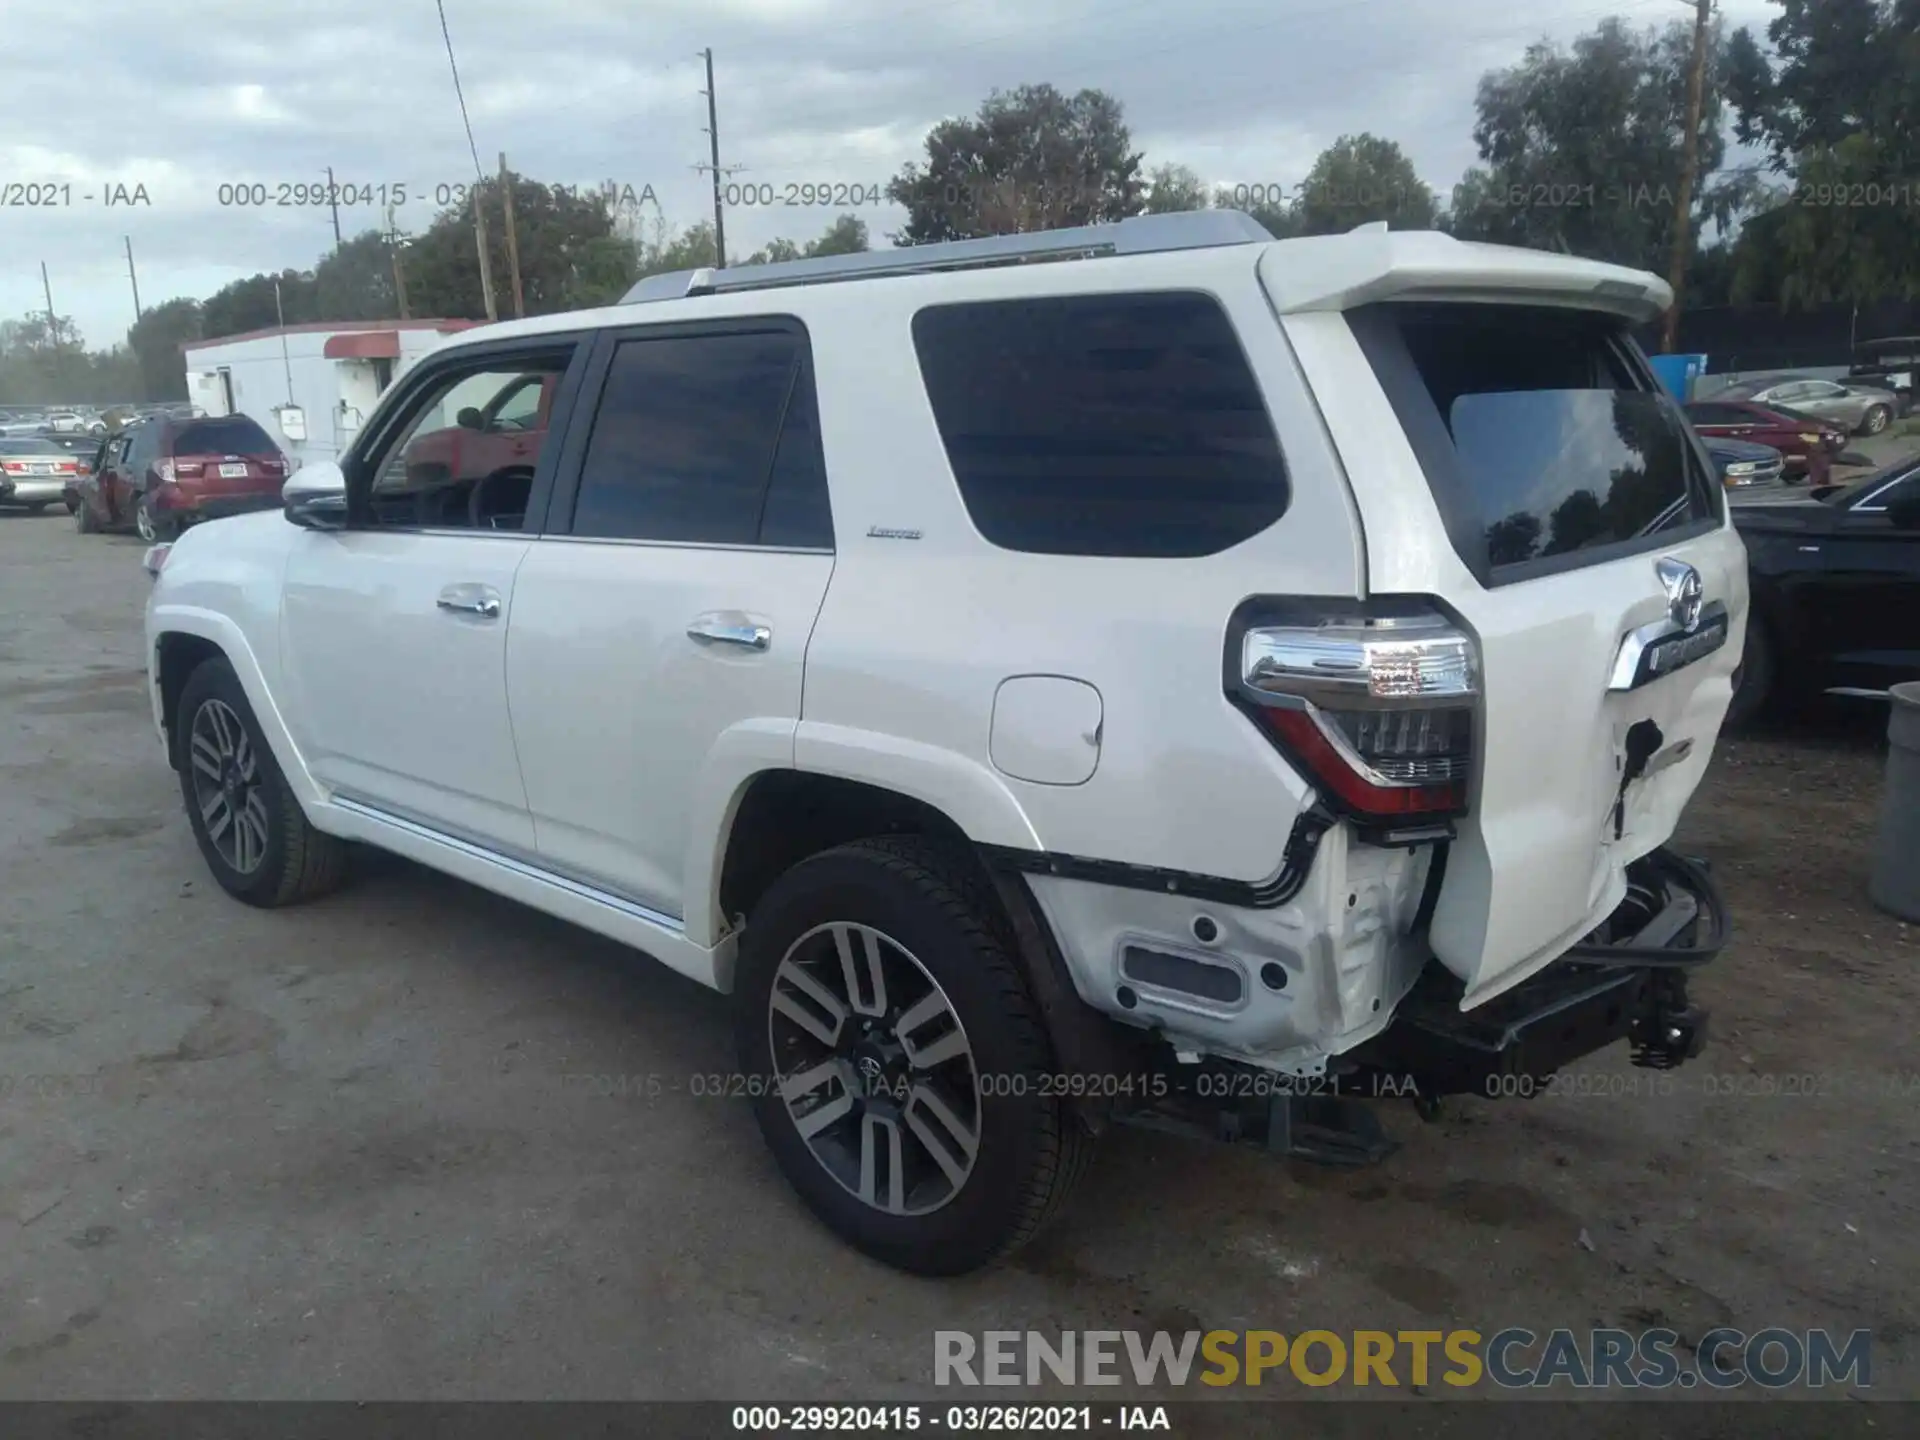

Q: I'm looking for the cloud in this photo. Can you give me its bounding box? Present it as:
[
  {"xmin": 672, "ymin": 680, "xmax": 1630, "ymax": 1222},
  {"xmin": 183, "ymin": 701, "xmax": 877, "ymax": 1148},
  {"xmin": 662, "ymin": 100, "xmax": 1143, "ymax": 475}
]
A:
[{"xmin": 0, "ymin": 0, "xmax": 1782, "ymax": 354}]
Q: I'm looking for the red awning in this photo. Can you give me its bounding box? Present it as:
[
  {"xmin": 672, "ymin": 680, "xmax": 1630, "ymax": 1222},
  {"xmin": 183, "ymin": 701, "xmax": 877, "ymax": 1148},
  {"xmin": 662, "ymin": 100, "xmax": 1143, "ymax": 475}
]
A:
[{"xmin": 323, "ymin": 331, "xmax": 401, "ymax": 360}]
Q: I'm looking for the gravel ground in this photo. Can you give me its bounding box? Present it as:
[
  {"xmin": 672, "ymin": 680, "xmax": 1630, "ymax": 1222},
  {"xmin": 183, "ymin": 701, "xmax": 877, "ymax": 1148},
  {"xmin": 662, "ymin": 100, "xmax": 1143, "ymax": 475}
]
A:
[{"xmin": 0, "ymin": 508, "xmax": 1912, "ymax": 1423}]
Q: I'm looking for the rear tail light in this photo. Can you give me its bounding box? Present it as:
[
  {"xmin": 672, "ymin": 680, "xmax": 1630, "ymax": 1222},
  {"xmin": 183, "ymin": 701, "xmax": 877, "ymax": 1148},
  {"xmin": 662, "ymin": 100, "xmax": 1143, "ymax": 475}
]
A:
[{"xmin": 1234, "ymin": 604, "xmax": 1478, "ymax": 834}]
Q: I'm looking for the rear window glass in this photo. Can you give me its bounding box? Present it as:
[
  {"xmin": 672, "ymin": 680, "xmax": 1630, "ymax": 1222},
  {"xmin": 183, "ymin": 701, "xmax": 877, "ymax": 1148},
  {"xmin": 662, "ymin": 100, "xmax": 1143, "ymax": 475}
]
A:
[
  {"xmin": 174, "ymin": 417, "xmax": 275, "ymax": 455},
  {"xmin": 3, "ymin": 438, "xmax": 65, "ymax": 454},
  {"xmin": 1351, "ymin": 303, "xmax": 1716, "ymax": 581},
  {"xmin": 911, "ymin": 293, "xmax": 1289, "ymax": 558}
]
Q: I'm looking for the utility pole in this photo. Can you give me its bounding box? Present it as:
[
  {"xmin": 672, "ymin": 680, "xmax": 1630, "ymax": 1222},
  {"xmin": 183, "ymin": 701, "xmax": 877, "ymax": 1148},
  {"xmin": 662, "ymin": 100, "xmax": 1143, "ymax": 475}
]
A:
[
  {"xmin": 387, "ymin": 207, "xmax": 411, "ymax": 320},
  {"xmin": 700, "ymin": 47, "xmax": 727, "ymax": 268},
  {"xmin": 40, "ymin": 262, "xmax": 58, "ymax": 345},
  {"xmin": 1662, "ymin": 0, "xmax": 1713, "ymax": 354},
  {"xmin": 325, "ymin": 165, "xmax": 343, "ymax": 248},
  {"xmin": 499, "ymin": 152, "xmax": 525, "ymax": 318},
  {"xmin": 125, "ymin": 236, "xmax": 143, "ymax": 321},
  {"xmin": 474, "ymin": 188, "xmax": 498, "ymax": 322}
]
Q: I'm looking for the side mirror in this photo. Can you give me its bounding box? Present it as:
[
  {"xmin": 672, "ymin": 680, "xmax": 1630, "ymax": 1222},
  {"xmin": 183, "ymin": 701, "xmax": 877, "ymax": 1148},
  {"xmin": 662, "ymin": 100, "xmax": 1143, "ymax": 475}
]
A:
[
  {"xmin": 1887, "ymin": 494, "xmax": 1920, "ymax": 530},
  {"xmin": 283, "ymin": 460, "xmax": 347, "ymax": 531},
  {"xmin": 457, "ymin": 407, "xmax": 484, "ymax": 431}
]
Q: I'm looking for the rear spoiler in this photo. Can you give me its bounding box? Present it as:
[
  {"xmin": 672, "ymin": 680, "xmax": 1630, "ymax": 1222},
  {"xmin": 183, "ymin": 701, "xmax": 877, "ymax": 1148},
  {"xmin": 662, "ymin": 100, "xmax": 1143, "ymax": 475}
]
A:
[{"xmin": 1259, "ymin": 230, "xmax": 1672, "ymax": 326}]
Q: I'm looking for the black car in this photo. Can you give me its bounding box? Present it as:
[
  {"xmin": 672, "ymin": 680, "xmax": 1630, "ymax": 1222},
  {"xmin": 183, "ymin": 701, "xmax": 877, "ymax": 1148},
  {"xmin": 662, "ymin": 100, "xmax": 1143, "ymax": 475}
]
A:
[{"xmin": 1729, "ymin": 457, "xmax": 1920, "ymax": 723}]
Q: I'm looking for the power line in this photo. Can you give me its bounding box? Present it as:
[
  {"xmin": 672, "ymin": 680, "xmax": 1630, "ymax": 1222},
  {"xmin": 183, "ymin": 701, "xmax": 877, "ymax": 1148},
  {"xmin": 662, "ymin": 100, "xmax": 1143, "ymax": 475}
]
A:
[
  {"xmin": 435, "ymin": 0, "xmax": 486, "ymax": 183},
  {"xmin": 434, "ymin": 0, "xmax": 496, "ymax": 320}
]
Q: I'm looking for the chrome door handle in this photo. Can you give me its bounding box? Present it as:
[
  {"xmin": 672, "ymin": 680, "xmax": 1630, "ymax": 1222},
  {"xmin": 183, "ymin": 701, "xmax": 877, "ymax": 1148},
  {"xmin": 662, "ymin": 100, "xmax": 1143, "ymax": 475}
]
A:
[
  {"xmin": 437, "ymin": 584, "xmax": 502, "ymax": 619},
  {"xmin": 687, "ymin": 616, "xmax": 771, "ymax": 651}
]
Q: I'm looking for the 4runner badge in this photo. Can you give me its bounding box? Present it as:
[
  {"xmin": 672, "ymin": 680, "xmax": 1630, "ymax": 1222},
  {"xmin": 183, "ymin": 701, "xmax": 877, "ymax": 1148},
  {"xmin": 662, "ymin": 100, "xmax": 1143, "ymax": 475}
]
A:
[{"xmin": 1656, "ymin": 557, "xmax": 1705, "ymax": 634}]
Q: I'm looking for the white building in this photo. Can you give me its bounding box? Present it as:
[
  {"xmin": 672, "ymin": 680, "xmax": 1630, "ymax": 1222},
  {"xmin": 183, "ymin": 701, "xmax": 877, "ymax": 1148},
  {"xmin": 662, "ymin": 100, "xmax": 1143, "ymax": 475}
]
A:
[{"xmin": 182, "ymin": 320, "xmax": 477, "ymax": 469}]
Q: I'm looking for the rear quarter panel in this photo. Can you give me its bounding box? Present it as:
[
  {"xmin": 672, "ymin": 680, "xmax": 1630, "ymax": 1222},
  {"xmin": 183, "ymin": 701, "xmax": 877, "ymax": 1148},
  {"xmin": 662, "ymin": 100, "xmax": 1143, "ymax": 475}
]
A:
[{"xmin": 794, "ymin": 249, "xmax": 1369, "ymax": 882}]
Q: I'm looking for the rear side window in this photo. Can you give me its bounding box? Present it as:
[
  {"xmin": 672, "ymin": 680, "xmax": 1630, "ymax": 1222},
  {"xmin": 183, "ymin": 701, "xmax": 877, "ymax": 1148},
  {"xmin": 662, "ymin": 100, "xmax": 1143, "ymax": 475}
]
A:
[
  {"xmin": 570, "ymin": 327, "xmax": 832, "ymax": 548},
  {"xmin": 911, "ymin": 293, "xmax": 1290, "ymax": 558},
  {"xmin": 1350, "ymin": 303, "xmax": 1718, "ymax": 583},
  {"xmin": 174, "ymin": 417, "xmax": 275, "ymax": 455}
]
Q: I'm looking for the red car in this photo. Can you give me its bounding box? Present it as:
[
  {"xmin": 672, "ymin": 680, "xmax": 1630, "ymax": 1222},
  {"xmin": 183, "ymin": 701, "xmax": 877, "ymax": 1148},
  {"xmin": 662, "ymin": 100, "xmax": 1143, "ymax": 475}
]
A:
[
  {"xmin": 1684, "ymin": 399, "xmax": 1846, "ymax": 485},
  {"xmin": 399, "ymin": 371, "xmax": 556, "ymax": 488},
  {"xmin": 74, "ymin": 414, "xmax": 289, "ymax": 541}
]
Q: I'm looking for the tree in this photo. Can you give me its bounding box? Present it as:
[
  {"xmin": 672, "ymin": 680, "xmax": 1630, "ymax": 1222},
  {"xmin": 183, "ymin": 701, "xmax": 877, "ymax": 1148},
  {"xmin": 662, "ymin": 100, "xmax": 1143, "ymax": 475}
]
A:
[
  {"xmin": 1446, "ymin": 17, "xmax": 1737, "ymax": 273},
  {"xmin": 128, "ymin": 298, "xmax": 204, "ymax": 401},
  {"xmin": 1143, "ymin": 163, "xmax": 1211, "ymax": 214},
  {"xmin": 887, "ymin": 84, "xmax": 1145, "ymax": 242},
  {"xmin": 1722, "ymin": 0, "xmax": 1920, "ymax": 302},
  {"xmin": 1292, "ymin": 134, "xmax": 1439, "ymax": 234},
  {"xmin": 403, "ymin": 171, "xmax": 631, "ymax": 319},
  {"xmin": 312, "ymin": 230, "xmax": 399, "ymax": 321},
  {"xmin": 202, "ymin": 270, "xmax": 315, "ymax": 340},
  {"xmin": 741, "ymin": 215, "xmax": 872, "ymax": 266},
  {"xmin": 744, "ymin": 237, "xmax": 803, "ymax": 266},
  {"xmin": 805, "ymin": 214, "xmax": 869, "ymax": 257}
]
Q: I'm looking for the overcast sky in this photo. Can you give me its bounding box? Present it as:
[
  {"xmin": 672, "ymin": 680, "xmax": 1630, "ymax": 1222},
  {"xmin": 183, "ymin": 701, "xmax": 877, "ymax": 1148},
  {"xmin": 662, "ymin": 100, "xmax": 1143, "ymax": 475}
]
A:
[{"xmin": 1, "ymin": 0, "xmax": 1780, "ymax": 355}]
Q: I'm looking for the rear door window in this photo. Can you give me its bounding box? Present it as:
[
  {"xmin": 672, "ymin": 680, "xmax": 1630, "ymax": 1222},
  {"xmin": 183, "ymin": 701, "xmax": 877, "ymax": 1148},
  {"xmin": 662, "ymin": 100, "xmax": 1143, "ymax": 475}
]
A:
[
  {"xmin": 174, "ymin": 416, "xmax": 276, "ymax": 455},
  {"xmin": 911, "ymin": 293, "xmax": 1290, "ymax": 558},
  {"xmin": 1349, "ymin": 302, "xmax": 1719, "ymax": 584},
  {"xmin": 566, "ymin": 325, "xmax": 833, "ymax": 548}
]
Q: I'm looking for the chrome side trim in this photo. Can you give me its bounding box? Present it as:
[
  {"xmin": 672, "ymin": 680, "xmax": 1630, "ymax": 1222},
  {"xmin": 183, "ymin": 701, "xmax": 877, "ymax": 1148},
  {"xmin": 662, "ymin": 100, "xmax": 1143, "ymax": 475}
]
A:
[
  {"xmin": 1825, "ymin": 686, "xmax": 1891, "ymax": 699},
  {"xmin": 532, "ymin": 534, "xmax": 834, "ymax": 556},
  {"xmin": 330, "ymin": 796, "xmax": 686, "ymax": 933},
  {"xmin": 1608, "ymin": 601, "xmax": 1730, "ymax": 692}
]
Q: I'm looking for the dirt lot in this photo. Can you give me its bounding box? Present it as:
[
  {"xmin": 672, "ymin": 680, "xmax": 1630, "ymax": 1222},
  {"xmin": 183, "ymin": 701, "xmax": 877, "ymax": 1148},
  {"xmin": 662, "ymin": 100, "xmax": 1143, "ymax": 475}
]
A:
[{"xmin": 0, "ymin": 508, "xmax": 1913, "ymax": 1419}]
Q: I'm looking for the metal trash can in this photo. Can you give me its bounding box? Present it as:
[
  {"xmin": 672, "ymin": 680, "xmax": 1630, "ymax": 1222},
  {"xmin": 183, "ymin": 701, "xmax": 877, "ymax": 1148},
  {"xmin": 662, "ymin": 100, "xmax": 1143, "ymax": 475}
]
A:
[{"xmin": 1870, "ymin": 682, "xmax": 1920, "ymax": 922}]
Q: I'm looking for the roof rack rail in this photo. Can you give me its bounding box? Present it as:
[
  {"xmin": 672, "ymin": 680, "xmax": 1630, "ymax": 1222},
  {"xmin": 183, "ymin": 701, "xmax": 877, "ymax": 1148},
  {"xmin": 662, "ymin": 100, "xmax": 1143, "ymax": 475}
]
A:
[{"xmin": 619, "ymin": 209, "xmax": 1274, "ymax": 304}]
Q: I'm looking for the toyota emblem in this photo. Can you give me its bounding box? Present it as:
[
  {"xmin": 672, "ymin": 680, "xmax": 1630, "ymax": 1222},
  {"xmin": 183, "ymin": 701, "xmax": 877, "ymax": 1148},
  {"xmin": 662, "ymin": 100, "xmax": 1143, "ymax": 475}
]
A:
[{"xmin": 1655, "ymin": 558, "xmax": 1705, "ymax": 634}]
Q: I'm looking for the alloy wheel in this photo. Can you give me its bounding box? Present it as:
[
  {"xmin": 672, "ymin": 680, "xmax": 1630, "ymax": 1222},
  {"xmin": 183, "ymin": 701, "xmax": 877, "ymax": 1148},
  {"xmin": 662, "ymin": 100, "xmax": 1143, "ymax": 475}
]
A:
[
  {"xmin": 135, "ymin": 502, "xmax": 156, "ymax": 542},
  {"xmin": 767, "ymin": 922, "xmax": 981, "ymax": 1216},
  {"xmin": 187, "ymin": 698, "xmax": 270, "ymax": 874}
]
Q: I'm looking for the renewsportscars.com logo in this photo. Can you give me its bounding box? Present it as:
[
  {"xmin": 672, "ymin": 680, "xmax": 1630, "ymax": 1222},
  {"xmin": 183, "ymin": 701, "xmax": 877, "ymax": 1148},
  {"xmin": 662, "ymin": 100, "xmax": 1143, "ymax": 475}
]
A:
[{"xmin": 934, "ymin": 1328, "xmax": 1872, "ymax": 1390}]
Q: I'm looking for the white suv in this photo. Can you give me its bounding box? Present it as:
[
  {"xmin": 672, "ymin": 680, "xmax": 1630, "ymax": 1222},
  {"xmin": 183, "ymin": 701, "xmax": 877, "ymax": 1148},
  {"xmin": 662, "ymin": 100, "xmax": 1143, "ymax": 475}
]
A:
[{"xmin": 144, "ymin": 213, "xmax": 1744, "ymax": 1274}]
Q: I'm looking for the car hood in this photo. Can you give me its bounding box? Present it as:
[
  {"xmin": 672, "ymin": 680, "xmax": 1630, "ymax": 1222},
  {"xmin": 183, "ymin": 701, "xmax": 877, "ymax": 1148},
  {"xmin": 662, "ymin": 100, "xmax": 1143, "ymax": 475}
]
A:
[{"xmin": 1704, "ymin": 437, "xmax": 1782, "ymax": 462}]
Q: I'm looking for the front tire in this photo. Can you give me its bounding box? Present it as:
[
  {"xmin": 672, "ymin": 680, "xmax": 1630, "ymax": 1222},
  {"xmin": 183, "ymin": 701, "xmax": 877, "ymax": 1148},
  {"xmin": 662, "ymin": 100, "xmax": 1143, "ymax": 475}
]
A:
[
  {"xmin": 175, "ymin": 658, "xmax": 349, "ymax": 907},
  {"xmin": 75, "ymin": 497, "xmax": 97, "ymax": 533},
  {"xmin": 734, "ymin": 837, "xmax": 1091, "ymax": 1275}
]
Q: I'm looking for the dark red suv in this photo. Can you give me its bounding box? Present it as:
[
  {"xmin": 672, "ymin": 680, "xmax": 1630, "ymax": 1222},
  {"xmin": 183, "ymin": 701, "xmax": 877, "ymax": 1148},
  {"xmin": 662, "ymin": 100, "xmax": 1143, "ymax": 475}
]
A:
[
  {"xmin": 75, "ymin": 414, "xmax": 289, "ymax": 541},
  {"xmin": 1684, "ymin": 399, "xmax": 1846, "ymax": 485}
]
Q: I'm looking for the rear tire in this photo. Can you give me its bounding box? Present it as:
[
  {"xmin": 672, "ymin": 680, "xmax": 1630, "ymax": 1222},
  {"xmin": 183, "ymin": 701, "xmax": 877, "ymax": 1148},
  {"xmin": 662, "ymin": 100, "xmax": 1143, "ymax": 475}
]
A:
[
  {"xmin": 734, "ymin": 836, "xmax": 1091, "ymax": 1275},
  {"xmin": 175, "ymin": 658, "xmax": 349, "ymax": 908},
  {"xmin": 75, "ymin": 497, "xmax": 97, "ymax": 533},
  {"xmin": 136, "ymin": 495, "xmax": 176, "ymax": 542},
  {"xmin": 1727, "ymin": 615, "xmax": 1774, "ymax": 727},
  {"xmin": 1862, "ymin": 404, "xmax": 1890, "ymax": 436}
]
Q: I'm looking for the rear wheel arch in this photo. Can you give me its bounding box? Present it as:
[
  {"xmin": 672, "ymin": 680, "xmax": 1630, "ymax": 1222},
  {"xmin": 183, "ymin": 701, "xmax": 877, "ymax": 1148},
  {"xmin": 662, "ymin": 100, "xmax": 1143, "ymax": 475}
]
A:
[
  {"xmin": 713, "ymin": 770, "xmax": 1150, "ymax": 1101},
  {"xmin": 717, "ymin": 771, "xmax": 981, "ymax": 932}
]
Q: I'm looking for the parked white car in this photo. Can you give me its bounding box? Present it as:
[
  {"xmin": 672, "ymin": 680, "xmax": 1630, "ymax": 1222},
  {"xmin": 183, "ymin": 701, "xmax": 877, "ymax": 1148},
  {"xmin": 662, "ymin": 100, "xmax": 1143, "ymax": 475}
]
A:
[{"xmin": 144, "ymin": 214, "xmax": 1746, "ymax": 1274}]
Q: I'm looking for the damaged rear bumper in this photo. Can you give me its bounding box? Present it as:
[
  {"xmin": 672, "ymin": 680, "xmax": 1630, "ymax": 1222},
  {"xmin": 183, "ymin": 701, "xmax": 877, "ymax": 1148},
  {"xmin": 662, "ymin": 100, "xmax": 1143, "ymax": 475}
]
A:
[
  {"xmin": 1102, "ymin": 847, "xmax": 1726, "ymax": 1164},
  {"xmin": 1346, "ymin": 847, "xmax": 1725, "ymax": 1097}
]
